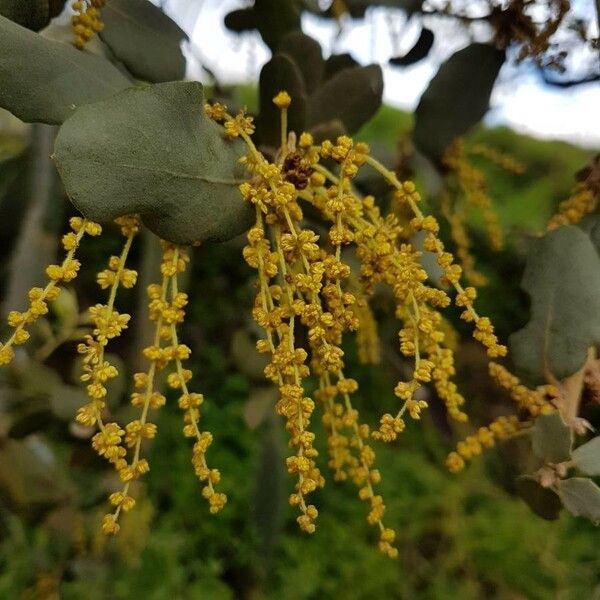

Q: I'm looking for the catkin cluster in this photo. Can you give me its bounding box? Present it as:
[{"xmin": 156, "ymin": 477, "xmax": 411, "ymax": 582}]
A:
[
  {"xmin": 204, "ymin": 91, "xmax": 523, "ymax": 557},
  {"xmin": 0, "ymin": 88, "xmax": 559, "ymax": 558},
  {"xmin": 0, "ymin": 215, "xmax": 224, "ymax": 537},
  {"xmin": 438, "ymin": 139, "xmax": 525, "ymax": 286},
  {"xmin": 101, "ymin": 238, "xmax": 226, "ymax": 534}
]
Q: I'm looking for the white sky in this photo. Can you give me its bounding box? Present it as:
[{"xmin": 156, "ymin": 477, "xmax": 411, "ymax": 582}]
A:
[{"xmin": 161, "ymin": 0, "xmax": 600, "ymax": 148}]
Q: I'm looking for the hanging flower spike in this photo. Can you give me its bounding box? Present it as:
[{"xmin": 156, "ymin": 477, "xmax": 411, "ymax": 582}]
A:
[
  {"xmin": 231, "ymin": 96, "xmax": 398, "ymax": 555},
  {"xmin": 0, "ymin": 217, "xmax": 101, "ymax": 365},
  {"xmin": 547, "ymin": 184, "xmax": 598, "ymax": 231},
  {"xmin": 104, "ymin": 240, "xmax": 226, "ymax": 533},
  {"xmin": 104, "ymin": 240, "xmax": 186, "ymax": 533},
  {"xmin": 71, "ymin": 216, "xmax": 139, "ymax": 536},
  {"xmin": 445, "ymin": 361, "xmax": 558, "ymax": 474},
  {"xmin": 445, "ymin": 415, "xmax": 522, "ymax": 473},
  {"xmin": 439, "ymin": 190, "xmax": 488, "ymax": 287},
  {"xmin": 346, "ymin": 285, "xmax": 382, "ymax": 371},
  {"xmin": 468, "ymin": 143, "xmax": 525, "ymax": 175},
  {"xmin": 303, "ymin": 146, "xmax": 468, "ymax": 434},
  {"xmin": 166, "ymin": 246, "xmax": 227, "ymax": 514},
  {"xmin": 443, "ymin": 139, "xmax": 504, "ymax": 254},
  {"xmin": 488, "ymin": 362, "xmax": 557, "ymax": 416}
]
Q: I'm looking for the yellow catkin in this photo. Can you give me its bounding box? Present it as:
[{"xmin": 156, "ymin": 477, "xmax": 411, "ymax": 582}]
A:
[
  {"xmin": 445, "ymin": 363, "xmax": 557, "ymax": 473},
  {"xmin": 446, "ymin": 415, "xmax": 521, "ymax": 473},
  {"xmin": 103, "ymin": 241, "xmax": 192, "ymax": 534},
  {"xmin": 227, "ymin": 104, "xmax": 508, "ymax": 552},
  {"xmin": 230, "ymin": 99, "xmax": 397, "ymax": 555},
  {"xmin": 167, "ymin": 247, "xmax": 227, "ymax": 514},
  {"xmin": 315, "ymin": 375, "xmax": 355, "ymax": 482},
  {"xmin": 0, "ymin": 217, "xmax": 101, "ymax": 365},
  {"xmin": 443, "ymin": 139, "xmax": 504, "ymax": 253},
  {"xmin": 488, "ymin": 362, "xmax": 556, "ymax": 417},
  {"xmin": 440, "ymin": 190, "xmax": 488, "ymax": 287},
  {"xmin": 546, "ymin": 183, "xmax": 598, "ymax": 231},
  {"xmin": 72, "ymin": 217, "xmax": 140, "ymax": 536},
  {"xmin": 306, "ymin": 150, "xmax": 475, "ymax": 431},
  {"xmin": 468, "ymin": 143, "xmax": 525, "ymax": 175},
  {"xmin": 353, "ymin": 293, "xmax": 381, "ymax": 365},
  {"xmin": 77, "ymin": 217, "xmax": 139, "ymax": 435}
]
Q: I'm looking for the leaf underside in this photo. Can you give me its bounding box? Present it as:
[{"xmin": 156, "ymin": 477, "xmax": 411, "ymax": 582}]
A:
[
  {"xmin": 413, "ymin": 43, "xmax": 505, "ymax": 163},
  {"xmin": 509, "ymin": 226, "xmax": 600, "ymax": 386},
  {"xmin": 530, "ymin": 412, "xmax": 572, "ymax": 464},
  {"xmin": 100, "ymin": 0, "xmax": 188, "ymax": 83},
  {"xmin": 0, "ymin": 14, "xmax": 131, "ymax": 124},
  {"xmin": 557, "ymin": 477, "xmax": 600, "ymax": 524},
  {"xmin": 515, "ymin": 476, "xmax": 562, "ymax": 521},
  {"xmin": 54, "ymin": 81, "xmax": 253, "ymax": 245}
]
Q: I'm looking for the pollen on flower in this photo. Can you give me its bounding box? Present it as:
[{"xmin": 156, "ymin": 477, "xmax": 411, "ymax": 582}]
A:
[
  {"xmin": 272, "ymin": 90, "xmax": 292, "ymax": 109},
  {"xmin": 71, "ymin": 0, "xmax": 107, "ymax": 50},
  {"xmin": 447, "ymin": 415, "xmax": 521, "ymax": 472},
  {"xmin": 0, "ymin": 217, "xmax": 101, "ymax": 368},
  {"xmin": 547, "ymin": 182, "xmax": 598, "ymax": 231}
]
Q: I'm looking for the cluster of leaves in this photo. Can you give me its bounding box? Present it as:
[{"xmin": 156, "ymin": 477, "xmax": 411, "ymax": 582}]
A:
[
  {"xmin": 0, "ymin": 1, "xmax": 506, "ymax": 243},
  {"xmin": 0, "ymin": 2, "xmax": 255, "ymax": 245},
  {"xmin": 518, "ymin": 412, "xmax": 600, "ymax": 523},
  {"xmin": 505, "ymin": 224, "xmax": 600, "ymax": 523},
  {"xmin": 254, "ymin": 30, "xmax": 383, "ymax": 148},
  {"xmin": 225, "ymin": 1, "xmax": 507, "ymax": 165},
  {"xmin": 227, "ymin": 0, "xmax": 599, "ymax": 84},
  {"xmin": 510, "ymin": 225, "xmax": 600, "ymax": 386},
  {"xmin": 0, "ymin": 0, "xmax": 66, "ymax": 31}
]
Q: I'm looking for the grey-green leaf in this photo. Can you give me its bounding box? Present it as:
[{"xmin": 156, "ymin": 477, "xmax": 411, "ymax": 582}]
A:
[
  {"xmin": 50, "ymin": 384, "xmax": 88, "ymax": 421},
  {"xmin": 0, "ymin": 0, "xmax": 65, "ymax": 31},
  {"xmin": 100, "ymin": 0, "xmax": 188, "ymax": 83},
  {"xmin": 224, "ymin": 8, "xmax": 256, "ymax": 33},
  {"xmin": 557, "ymin": 477, "xmax": 600, "ymax": 524},
  {"xmin": 308, "ymin": 64, "xmax": 383, "ymax": 134},
  {"xmin": 226, "ymin": 0, "xmax": 301, "ymax": 51},
  {"xmin": 0, "ymin": 132, "xmax": 28, "ymax": 205},
  {"xmin": 54, "ymin": 81, "xmax": 252, "ymax": 245},
  {"xmin": 572, "ymin": 437, "xmax": 600, "ymax": 476},
  {"xmin": 531, "ymin": 412, "xmax": 572, "ymax": 464},
  {"xmin": 278, "ymin": 31, "xmax": 324, "ymax": 94},
  {"xmin": 256, "ymin": 53, "xmax": 307, "ymax": 148},
  {"xmin": 0, "ymin": 14, "xmax": 131, "ymax": 124},
  {"xmin": 254, "ymin": 0, "xmax": 301, "ymax": 51},
  {"xmin": 515, "ymin": 476, "xmax": 562, "ymax": 520},
  {"xmin": 0, "ymin": 438, "xmax": 72, "ymax": 511},
  {"xmin": 413, "ymin": 43, "xmax": 505, "ymax": 162},
  {"xmin": 390, "ymin": 27, "xmax": 434, "ymax": 67},
  {"xmin": 8, "ymin": 408, "xmax": 54, "ymax": 438},
  {"xmin": 509, "ymin": 226, "xmax": 600, "ymax": 385},
  {"xmin": 578, "ymin": 214, "xmax": 600, "ymax": 250},
  {"xmin": 309, "ymin": 119, "xmax": 346, "ymax": 144},
  {"xmin": 324, "ymin": 53, "xmax": 358, "ymax": 79}
]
